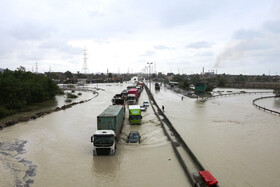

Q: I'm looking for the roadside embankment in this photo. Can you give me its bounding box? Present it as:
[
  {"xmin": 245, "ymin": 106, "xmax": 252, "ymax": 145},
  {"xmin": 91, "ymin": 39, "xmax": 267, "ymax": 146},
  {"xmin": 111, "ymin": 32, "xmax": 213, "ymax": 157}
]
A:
[{"xmin": 0, "ymin": 91, "xmax": 98, "ymax": 130}]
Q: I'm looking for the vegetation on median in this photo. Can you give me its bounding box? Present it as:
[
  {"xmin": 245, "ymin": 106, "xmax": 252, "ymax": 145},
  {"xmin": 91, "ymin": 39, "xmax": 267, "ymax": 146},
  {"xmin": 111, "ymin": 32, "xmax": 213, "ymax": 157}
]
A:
[{"xmin": 0, "ymin": 69, "xmax": 59, "ymax": 118}]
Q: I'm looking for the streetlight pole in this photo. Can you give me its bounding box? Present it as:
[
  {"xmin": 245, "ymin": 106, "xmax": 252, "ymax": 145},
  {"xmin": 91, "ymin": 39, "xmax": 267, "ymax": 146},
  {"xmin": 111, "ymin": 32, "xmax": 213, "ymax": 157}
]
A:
[
  {"xmin": 147, "ymin": 62, "xmax": 153, "ymax": 90},
  {"xmin": 145, "ymin": 66, "xmax": 148, "ymax": 80}
]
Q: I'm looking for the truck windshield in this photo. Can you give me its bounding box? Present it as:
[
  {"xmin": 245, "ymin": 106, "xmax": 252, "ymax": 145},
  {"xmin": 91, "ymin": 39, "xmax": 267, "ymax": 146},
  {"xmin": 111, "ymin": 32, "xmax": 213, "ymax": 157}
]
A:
[
  {"xmin": 114, "ymin": 99, "xmax": 124, "ymax": 104},
  {"xmin": 129, "ymin": 115, "xmax": 142, "ymax": 120},
  {"xmin": 94, "ymin": 135, "xmax": 115, "ymax": 145}
]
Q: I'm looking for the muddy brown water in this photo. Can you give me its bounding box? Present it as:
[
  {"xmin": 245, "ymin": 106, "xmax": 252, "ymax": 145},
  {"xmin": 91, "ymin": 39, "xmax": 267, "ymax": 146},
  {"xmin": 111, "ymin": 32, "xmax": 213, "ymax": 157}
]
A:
[
  {"xmin": 2, "ymin": 81, "xmax": 279, "ymax": 187},
  {"xmin": 0, "ymin": 83, "xmax": 189, "ymax": 187},
  {"xmin": 151, "ymin": 84, "xmax": 280, "ymax": 187}
]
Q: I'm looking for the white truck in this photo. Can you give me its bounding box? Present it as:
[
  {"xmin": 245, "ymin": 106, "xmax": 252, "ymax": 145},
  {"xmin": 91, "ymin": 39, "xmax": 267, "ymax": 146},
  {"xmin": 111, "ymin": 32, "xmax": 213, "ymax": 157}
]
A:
[
  {"xmin": 127, "ymin": 94, "xmax": 137, "ymax": 105},
  {"xmin": 91, "ymin": 105, "xmax": 125, "ymax": 156}
]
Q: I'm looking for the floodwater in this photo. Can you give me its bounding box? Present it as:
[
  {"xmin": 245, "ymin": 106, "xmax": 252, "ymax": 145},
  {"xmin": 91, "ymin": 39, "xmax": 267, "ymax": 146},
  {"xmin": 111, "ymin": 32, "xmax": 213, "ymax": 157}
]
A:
[
  {"xmin": 255, "ymin": 96, "xmax": 280, "ymax": 112},
  {"xmin": 0, "ymin": 82, "xmax": 189, "ymax": 187},
  {"xmin": 152, "ymin": 83, "xmax": 280, "ymax": 187}
]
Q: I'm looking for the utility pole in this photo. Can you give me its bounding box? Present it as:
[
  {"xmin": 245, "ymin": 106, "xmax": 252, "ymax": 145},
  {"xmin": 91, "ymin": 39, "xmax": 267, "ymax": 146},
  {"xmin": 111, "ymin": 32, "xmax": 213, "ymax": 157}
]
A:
[
  {"xmin": 147, "ymin": 62, "xmax": 153, "ymax": 90},
  {"xmin": 83, "ymin": 47, "xmax": 88, "ymax": 74},
  {"xmin": 35, "ymin": 62, "xmax": 38, "ymax": 74}
]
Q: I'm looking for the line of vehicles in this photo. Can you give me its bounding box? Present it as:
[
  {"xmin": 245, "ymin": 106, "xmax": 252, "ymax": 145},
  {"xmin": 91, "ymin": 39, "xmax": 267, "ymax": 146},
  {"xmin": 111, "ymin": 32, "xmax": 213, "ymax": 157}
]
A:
[{"xmin": 91, "ymin": 81, "xmax": 149, "ymax": 156}]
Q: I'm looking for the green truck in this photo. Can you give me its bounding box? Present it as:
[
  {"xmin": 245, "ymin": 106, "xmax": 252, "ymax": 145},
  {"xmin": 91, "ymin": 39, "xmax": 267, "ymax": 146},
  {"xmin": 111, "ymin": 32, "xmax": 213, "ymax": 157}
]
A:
[
  {"xmin": 91, "ymin": 105, "xmax": 125, "ymax": 155},
  {"xmin": 129, "ymin": 105, "xmax": 142, "ymax": 125}
]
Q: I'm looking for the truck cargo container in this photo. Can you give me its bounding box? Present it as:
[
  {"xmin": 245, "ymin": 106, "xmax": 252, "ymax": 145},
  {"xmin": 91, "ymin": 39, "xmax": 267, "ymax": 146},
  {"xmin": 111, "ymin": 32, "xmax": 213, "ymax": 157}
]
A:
[
  {"xmin": 91, "ymin": 105, "xmax": 125, "ymax": 155},
  {"xmin": 129, "ymin": 105, "xmax": 142, "ymax": 125},
  {"xmin": 128, "ymin": 88, "xmax": 139, "ymax": 100}
]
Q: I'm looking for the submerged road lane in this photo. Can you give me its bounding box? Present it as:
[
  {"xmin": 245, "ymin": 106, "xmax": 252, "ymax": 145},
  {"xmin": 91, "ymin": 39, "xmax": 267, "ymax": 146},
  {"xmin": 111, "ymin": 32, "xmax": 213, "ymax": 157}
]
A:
[
  {"xmin": 0, "ymin": 83, "xmax": 189, "ymax": 187},
  {"xmin": 151, "ymin": 82, "xmax": 280, "ymax": 187}
]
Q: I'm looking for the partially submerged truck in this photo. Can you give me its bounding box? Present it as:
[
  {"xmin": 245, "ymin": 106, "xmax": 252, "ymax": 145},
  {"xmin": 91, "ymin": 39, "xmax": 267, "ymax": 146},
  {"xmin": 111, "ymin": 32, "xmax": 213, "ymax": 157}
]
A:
[
  {"xmin": 128, "ymin": 88, "xmax": 139, "ymax": 100},
  {"xmin": 111, "ymin": 93, "xmax": 125, "ymax": 105},
  {"xmin": 127, "ymin": 88, "xmax": 139, "ymax": 105},
  {"xmin": 91, "ymin": 105, "xmax": 125, "ymax": 155},
  {"xmin": 127, "ymin": 94, "xmax": 137, "ymax": 105},
  {"xmin": 129, "ymin": 105, "xmax": 142, "ymax": 125}
]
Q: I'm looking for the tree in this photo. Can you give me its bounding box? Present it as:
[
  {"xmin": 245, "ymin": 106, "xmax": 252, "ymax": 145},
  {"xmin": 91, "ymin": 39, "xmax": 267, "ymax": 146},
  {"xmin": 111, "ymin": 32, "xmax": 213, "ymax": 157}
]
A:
[
  {"xmin": 64, "ymin": 71, "xmax": 73, "ymax": 79},
  {"xmin": 17, "ymin": 66, "xmax": 26, "ymax": 72},
  {"xmin": 189, "ymin": 74, "xmax": 201, "ymax": 84},
  {"xmin": 0, "ymin": 70, "xmax": 59, "ymax": 118},
  {"xmin": 217, "ymin": 75, "xmax": 227, "ymax": 87}
]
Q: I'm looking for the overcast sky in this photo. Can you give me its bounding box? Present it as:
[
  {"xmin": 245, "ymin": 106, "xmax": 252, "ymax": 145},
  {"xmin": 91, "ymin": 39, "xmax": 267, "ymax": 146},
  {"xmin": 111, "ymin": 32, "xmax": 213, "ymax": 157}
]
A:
[{"xmin": 0, "ymin": 0, "xmax": 279, "ymax": 75}]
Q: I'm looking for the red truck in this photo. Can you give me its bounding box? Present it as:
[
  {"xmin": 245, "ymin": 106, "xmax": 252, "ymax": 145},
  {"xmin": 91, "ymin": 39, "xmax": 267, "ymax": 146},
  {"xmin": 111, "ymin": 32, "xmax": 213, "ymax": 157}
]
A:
[{"xmin": 128, "ymin": 88, "xmax": 139, "ymax": 100}]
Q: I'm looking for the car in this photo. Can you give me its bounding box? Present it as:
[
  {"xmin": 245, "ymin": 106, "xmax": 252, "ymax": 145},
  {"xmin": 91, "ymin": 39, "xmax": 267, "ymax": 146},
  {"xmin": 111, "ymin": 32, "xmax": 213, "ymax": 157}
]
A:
[
  {"xmin": 143, "ymin": 101, "xmax": 149, "ymax": 107},
  {"xmin": 127, "ymin": 131, "xmax": 141, "ymax": 143},
  {"xmin": 140, "ymin": 105, "xmax": 146, "ymax": 111}
]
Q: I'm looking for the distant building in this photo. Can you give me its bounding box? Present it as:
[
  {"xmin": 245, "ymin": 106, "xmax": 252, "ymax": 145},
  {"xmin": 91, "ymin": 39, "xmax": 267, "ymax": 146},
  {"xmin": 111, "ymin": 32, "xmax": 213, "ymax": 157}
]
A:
[
  {"xmin": 167, "ymin": 73, "xmax": 174, "ymax": 76},
  {"xmin": 205, "ymin": 71, "xmax": 215, "ymax": 75}
]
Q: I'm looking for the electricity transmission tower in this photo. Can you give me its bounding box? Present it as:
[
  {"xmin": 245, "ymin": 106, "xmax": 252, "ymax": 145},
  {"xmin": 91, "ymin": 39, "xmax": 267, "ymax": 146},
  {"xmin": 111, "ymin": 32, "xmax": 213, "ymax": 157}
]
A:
[
  {"xmin": 35, "ymin": 62, "xmax": 38, "ymax": 74},
  {"xmin": 82, "ymin": 48, "xmax": 89, "ymax": 74}
]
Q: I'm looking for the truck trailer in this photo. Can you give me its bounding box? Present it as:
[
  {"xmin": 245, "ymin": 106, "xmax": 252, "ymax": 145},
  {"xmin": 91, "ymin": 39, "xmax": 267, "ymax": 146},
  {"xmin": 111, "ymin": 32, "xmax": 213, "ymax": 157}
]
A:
[
  {"xmin": 91, "ymin": 105, "xmax": 125, "ymax": 155},
  {"xmin": 128, "ymin": 105, "xmax": 142, "ymax": 125}
]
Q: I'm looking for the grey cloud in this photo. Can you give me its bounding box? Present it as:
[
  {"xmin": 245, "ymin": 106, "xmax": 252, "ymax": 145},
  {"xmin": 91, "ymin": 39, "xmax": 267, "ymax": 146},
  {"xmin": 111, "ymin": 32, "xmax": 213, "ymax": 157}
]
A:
[
  {"xmin": 186, "ymin": 41, "xmax": 212, "ymax": 49},
  {"xmin": 263, "ymin": 20, "xmax": 280, "ymax": 33},
  {"xmin": 159, "ymin": 1, "xmax": 217, "ymax": 27},
  {"xmin": 195, "ymin": 51, "xmax": 214, "ymax": 57},
  {"xmin": 233, "ymin": 29, "xmax": 263, "ymax": 40},
  {"xmin": 88, "ymin": 10, "xmax": 104, "ymax": 17},
  {"xmin": 9, "ymin": 22, "xmax": 55, "ymax": 41},
  {"xmin": 141, "ymin": 50, "xmax": 155, "ymax": 56},
  {"xmin": 39, "ymin": 40, "xmax": 82, "ymax": 55},
  {"xmin": 215, "ymin": 39, "xmax": 276, "ymax": 68},
  {"xmin": 154, "ymin": 45, "xmax": 171, "ymax": 50}
]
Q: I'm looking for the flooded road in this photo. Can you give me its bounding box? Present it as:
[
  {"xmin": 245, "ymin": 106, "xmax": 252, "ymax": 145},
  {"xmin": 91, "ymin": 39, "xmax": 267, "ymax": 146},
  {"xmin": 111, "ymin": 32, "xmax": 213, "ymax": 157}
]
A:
[
  {"xmin": 255, "ymin": 96, "xmax": 280, "ymax": 112},
  {"xmin": 152, "ymin": 83, "xmax": 280, "ymax": 187},
  {"xmin": 0, "ymin": 83, "xmax": 189, "ymax": 187}
]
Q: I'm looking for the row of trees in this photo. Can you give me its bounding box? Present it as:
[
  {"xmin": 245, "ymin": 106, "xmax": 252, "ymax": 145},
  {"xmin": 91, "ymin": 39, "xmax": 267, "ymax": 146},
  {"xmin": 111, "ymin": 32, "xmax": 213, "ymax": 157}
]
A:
[
  {"xmin": 0, "ymin": 70, "xmax": 59, "ymax": 118},
  {"xmin": 171, "ymin": 74, "xmax": 219, "ymax": 92}
]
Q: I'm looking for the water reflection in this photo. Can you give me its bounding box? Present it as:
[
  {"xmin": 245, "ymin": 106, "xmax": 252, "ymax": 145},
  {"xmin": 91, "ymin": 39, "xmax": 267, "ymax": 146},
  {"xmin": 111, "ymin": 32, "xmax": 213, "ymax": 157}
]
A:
[
  {"xmin": 274, "ymin": 97, "xmax": 280, "ymax": 109},
  {"xmin": 152, "ymin": 86, "xmax": 280, "ymax": 186}
]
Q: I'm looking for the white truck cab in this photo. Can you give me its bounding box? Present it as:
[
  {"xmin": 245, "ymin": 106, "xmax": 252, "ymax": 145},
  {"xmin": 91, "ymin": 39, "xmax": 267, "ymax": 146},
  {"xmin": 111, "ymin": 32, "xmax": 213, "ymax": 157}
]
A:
[
  {"xmin": 127, "ymin": 94, "xmax": 136, "ymax": 105},
  {"xmin": 91, "ymin": 130, "xmax": 116, "ymax": 155}
]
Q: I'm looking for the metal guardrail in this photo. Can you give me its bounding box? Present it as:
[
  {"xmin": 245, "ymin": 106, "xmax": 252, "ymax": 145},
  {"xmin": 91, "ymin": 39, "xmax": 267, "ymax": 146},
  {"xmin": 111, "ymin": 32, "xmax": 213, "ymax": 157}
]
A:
[
  {"xmin": 252, "ymin": 96, "xmax": 280, "ymax": 116},
  {"xmin": 144, "ymin": 84, "xmax": 208, "ymax": 187},
  {"xmin": 208, "ymin": 91, "xmax": 273, "ymax": 99}
]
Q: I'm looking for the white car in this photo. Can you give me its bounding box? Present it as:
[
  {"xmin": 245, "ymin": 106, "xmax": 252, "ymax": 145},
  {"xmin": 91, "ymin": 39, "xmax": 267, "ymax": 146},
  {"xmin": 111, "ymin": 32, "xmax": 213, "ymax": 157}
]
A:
[
  {"xmin": 140, "ymin": 105, "xmax": 146, "ymax": 111},
  {"xmin": 143, "ymin": 101, "xmax": 149, "ymax": 107}
]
